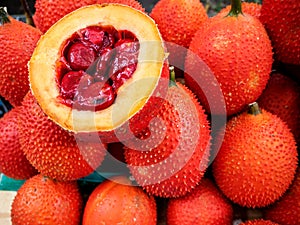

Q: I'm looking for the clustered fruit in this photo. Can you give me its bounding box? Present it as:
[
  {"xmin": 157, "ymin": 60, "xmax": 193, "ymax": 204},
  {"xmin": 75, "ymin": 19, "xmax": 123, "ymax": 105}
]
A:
[{"xmin": 0, "ymin": 0, "xmax": 299, "ymax": 224}]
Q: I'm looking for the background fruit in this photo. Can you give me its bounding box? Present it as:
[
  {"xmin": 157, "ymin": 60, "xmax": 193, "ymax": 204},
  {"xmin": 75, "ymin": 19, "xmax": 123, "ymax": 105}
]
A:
[
  {"xmin": 185, "ymin": 1, "xmax": 273, "ymax": 116},
  {"xmin": 213, "ymin": 103, "xmax": 298, "ymax": 208},
  {"xmin": 124, "ymin": 81, "xmax": 211, "ymax": 198},
  {"xmin": 18, "ymin": 92, "xmax": 106, "ymax": 181},
  {"xmin": 167, "ymin": 178, "xmax": 233, "ymax": 225},
  {"xmin": 11, "ymin": 174, "xmax": 83, "ymax": 225},
  {"xmin": 0, "ymin": 7, "xmax": 41, "ymax": 106},
  {"xmin": 82, "ymin": 176, "xmax": 157, "ymax": 225},
  {"xmin": 0, "ymin": 107, "xmax": 38, "ymax": 180},
  {"xmin": 240, "ymin": 219, "xmax": 280, "ymax": 225},
  {"xmin": 219, "ymin": 2, "xmax": 261, "ymax": 18}
]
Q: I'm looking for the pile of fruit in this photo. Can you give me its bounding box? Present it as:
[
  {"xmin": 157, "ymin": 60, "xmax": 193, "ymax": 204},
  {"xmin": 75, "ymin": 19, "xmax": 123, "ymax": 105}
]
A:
[{"xmin": 0, "ymin": 0, "xmax": 299, "ymax": 224}]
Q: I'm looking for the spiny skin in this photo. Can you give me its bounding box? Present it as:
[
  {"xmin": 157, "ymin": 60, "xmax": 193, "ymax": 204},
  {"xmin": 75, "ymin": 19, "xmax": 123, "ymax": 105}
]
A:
[
  {"xmin": 212, "ymin": 108, "xmax": 298, "ymax": 208},
  {"xmin": 150, "ymin": 0, "xmax": 208, "ymax": 71},
  {"xmin": 220, "ymin": 2, "xmax": 262, "ymax": 18},
  {"xmin": 240, "ymin": 219, "xmax": 280, "ymax": 225},
  {"xmin": 18, "ymin": 92, "xmax": 106, "ymax": 181},
  {"xmin": 185, "ymin": 12, "xmax": 273, "ymax": 116},
  {"xmin": 0, "ymin": 107, "xmax": 38, "ymax": 179},
  {"xmin": 124, "ymin": 82, "xmax": 211, "ymax": 198},
  {"xmin": 96, "ymin": 0, "xmax": 145, "ymax": 12},
  {"xmin": 260, "ymin": 0, "xmax": 300, "ymax": 65},
  {"xmin": 33, "ymin": 0, "xmax": 96, "ymax": 33},
  {"xmin": 83, "ymin": 176, "xmax": 157, "ymax": 225},
  {"xmin": 11, "ymin": 174, "xmax": 83, "ymax": 225},
  {"xmin": 264, "ymin": 168, "xmax": 300, "ymax": 225},
  {"xmin": 167, "ymin": 178, "xmax": 233, "ymax": 225},
  {"xmin": 0, "ymin": 16, "xmax": 41, "ymax": 106},
  {"xmin": 257, "ymin": 73, "xmax": 300, "ymax": 144}
]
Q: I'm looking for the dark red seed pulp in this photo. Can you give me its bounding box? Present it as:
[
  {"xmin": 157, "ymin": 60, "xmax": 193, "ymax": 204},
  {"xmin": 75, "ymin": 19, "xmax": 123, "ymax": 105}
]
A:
[{"xmin": 56, "ymin": 25, "xmax": 140, "ymax": 111}]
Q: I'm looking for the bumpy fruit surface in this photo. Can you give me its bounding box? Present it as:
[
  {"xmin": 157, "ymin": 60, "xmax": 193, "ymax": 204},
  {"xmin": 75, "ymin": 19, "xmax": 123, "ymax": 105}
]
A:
[
  {"xmin": 18, "ymin": 92, "xmax": 106, "ymax": 181},
  {"xmin": 167, "ymin": 178, "xmax": 233, "ymax": 225},
  {"xmin": 96, "ymin": 0, "xmax": 144, "ymax": 11},
  {"xmin": 213, "ymin": 103, "xmax": 298, "ymax": 208},
  {"xmin": 29, "ymin": 4, "xmax": 168, "ymax": 142},
  {"xmin": 124, "ymin": 82, "xmax": 211, "ymax": 198},
  {"xmin": 260, "ymin": 0, "xmax": 300, "ymax": 65},
  {"xmin": 240, "ymin": 219, "xmax": 280, "ymax": 225},
  {"xmin": 264, "ymin": 168, "xmax": 300, "ymax": 225},
  {"xmin": 82, "ymin": 176, "xmax": 157, "ymax": 225},
  {"xmin": 0, "ymin": 107, "xmax": 38, "ymax": 179},
  {"xmin": 11, "ymin": 174, "xmax": 83, "ymax": 225},
  {"xmin": 0, "ymin": 8, "xmax": 41, "ymax": 106},
  {"xmin": 257, "ymin": 72, "xmax": 300, "ymax": 144},
  {"xmin": 185, "ymin": 2, "xmax": 272, "ymax": 116}
]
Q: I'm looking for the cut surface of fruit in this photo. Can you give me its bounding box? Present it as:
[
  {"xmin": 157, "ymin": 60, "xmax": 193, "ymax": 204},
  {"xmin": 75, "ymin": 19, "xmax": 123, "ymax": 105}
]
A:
[{"xmin": 29, "ymin": 4, "xmax": 167, "ymax": 133}]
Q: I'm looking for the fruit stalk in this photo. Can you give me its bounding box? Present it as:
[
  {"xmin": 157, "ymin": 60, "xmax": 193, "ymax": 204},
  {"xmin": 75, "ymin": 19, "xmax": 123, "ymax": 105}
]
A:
[
  {"xmin": 169, "ymin": 66, "xmax": 177, "ymax": 87},
  {"xmin": 19, "ymin": 0, "xmax": 35, "ymax": 26},
  {"xmin": 248, "ymin": 102, "xmax": 262, "ymax": 116},
  {"xmin": 0, "ymin": 7, "xmax": 10, "ymax": 25},
  {"xmin": 228, "ymin": 0, "xmax": 243, "ymax": 16}
]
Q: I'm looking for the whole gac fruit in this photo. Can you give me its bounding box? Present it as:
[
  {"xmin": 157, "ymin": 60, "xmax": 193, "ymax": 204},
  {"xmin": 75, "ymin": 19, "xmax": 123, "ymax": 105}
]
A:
[
  {"xmin": 260, "ymin": 0, "xmax": 300, "ymax": 65},
  {"xmin": 18, "ymin": 92, "xmax": 106, "ymax": 181},
  {"xmin": 29, "ymin": 4, "xmax": 169, "ymax": 142},
  {"xmin": 185, "ymin": 0, "xmax": 273, "ymax": 116},
  {"xmin": 167, "ymin": 178, "xmax": 233, "ymax": 225},
  {"xmin": 0, "ymin": 8, "xmax": 41, "ymax": 106},
  {"xmin": 212, "ymin": 102, "xmax": 298, "ymax": 208},
  {"xmin": 264, "ymin": 168, "xmax": 300, "ymax": 225},
  {"xmin": 240, "ymin": 219, "xmax": 280, "ymax": 225},
  {"xmin": 11, "ymin": 174, "xmax": 83, "ymax": 225},
  {"xmin": 0, "ymin": 107, "xmax": 38, "ymax": 179},
  {"xmin": 124, "ymin": 72, "xmax": 211, "ymax": 198},
  {"xmin": 82, "ymin": 176, "xmax": 157, "ymax": 225},
  {"xmin": 257, "ymin": 72, "xmax": 300, "ymax": 144}
]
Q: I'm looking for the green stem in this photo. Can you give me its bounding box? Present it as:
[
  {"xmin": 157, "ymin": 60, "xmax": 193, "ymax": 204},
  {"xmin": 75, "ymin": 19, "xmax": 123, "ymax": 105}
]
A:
[
  {"xmin": 0, "ymin": 7, "xmax": 11, "ymax": 25},
  {"xmin": 227, "ymin": 0, "xmax": 243, "ymax": 17},
  {"xmin": 20, "ymin": 0, "xmax": 35, "ymax": 26},
  {"xmin": 248, "ymin": 102, "xmax": 262, "ymax": 116},
  {"xmin": 169, "ymin": 66, "xmax": 177, "ymax": 87}
]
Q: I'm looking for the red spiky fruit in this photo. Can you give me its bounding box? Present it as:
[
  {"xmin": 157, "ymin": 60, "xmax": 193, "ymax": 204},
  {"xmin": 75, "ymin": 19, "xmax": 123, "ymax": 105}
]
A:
[
  {"xmin": 185, "ymin": 0, "xmax": 273, "ymax": 116},
  {"xmin": 124, "ymin": 80, "xmax": 211, "ymax": 198},
  {"xmin": 220, "ymin": 2, "xmax": 261, "ymax": 18},
  {"xmin": 240, "ymin": 219, "xmax": 280, "ymax": 225},
  {"xmin": 264, "ymin": 168, "xmax": 300, "ymax": 225},
  {"xmin": 82, "ymin": 176, "xmax": 157, "ymax": 225},
  {"xmin": 167, "ymin": 178, "xmax": 233, "ymax": 225},
  {"xmin": 260, "ymin": 0, "xmax": 300, "ymax": 65},
  {"xmin": 212, "ymin": 102, "xmax": 298, "ymax": 208},
  {"xmin": 18, "ymin": 92, "xmax": 106, "ymax": 181},
  {"xmin": 0, "ymin": 107, "xmax": 38, "ymax": 179},
  {"xmin": 11, "ymin": 174, "xmax": 83, "ymax": 225},
  {"xmin": 257, "ymin": 72, "xmax": 300, "ymax": 144},
  {"xmin": 0, "ymin": 8, "xmax": 41, "ymax": 106},
  {"xmin": 150, "ymin": 0, "xmax": 208, "ymax": 73}
]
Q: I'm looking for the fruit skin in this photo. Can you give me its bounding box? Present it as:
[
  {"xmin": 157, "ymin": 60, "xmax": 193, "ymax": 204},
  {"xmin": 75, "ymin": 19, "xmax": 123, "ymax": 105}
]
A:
[
  {"xmin": 150, "ymin": 0, "xmax": 208, "ymax": 72},
  {"xmin": 260, "ymin": 0, "xmax": 300, "ymax": 65},
  {"xmin": 257, "ymin": 72, "xmax": 300, "ymax": 144},
  {"xmin": 167, "ymin": 178, "xmax": 233, "ymax": 225},
  {"xmin": 96, "ymin": 0, "xmax": 144, "ymax": 12},
  {"xmin": 212, "ymin": 104, "xmax": 298, "ymax": 208},
  {"xmin": 82, "ymin": 176, "xmax": 157, "ymax": 225},
  {"xmin": 124, "ymin": 82, "xmax": 211, "ymax": 198},
  {"xmin": 240, "ymin": 219, "xmax": 280, "ymax": 225},
  {"xmin": 11, "ymin": 174, "xmax": 83, "ymax": 225},
  {"xmin": 18, "ymin": 92, "xmax": 106, "ymax": 181},
  {"xmin": 0, "ymin": 12, "xmax": 41, "ymax": 106},
  {"xmin": 264, "ymin": 168, "xmax": 300, "ymax": 225},
  {"xmin": 220, "ymin": 2, "xmax": 261, "ymax": 18},
  {"xmin": 0, "ymin": 107, "xmax": 38, "ymax": 179},
  {"xmin": 29, "ymin": 4, "xmax": 168, "ymax": 137},
  {"xmin": 185, "ymin": 10, "xmax": 273, "ymax": 116}
]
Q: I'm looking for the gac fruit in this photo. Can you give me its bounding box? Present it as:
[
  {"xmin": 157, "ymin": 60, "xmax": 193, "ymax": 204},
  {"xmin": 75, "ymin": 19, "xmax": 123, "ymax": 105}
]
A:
[{"xmin": 240, "ymin": 219, "xmax": 280, "ymax": 225}]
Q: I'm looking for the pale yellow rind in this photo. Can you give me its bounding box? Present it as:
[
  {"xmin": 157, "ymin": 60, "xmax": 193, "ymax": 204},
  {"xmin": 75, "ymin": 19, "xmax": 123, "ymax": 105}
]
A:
[{"xmin": 29, "ymin": 4, "xmax": 166, "ymax": 132}]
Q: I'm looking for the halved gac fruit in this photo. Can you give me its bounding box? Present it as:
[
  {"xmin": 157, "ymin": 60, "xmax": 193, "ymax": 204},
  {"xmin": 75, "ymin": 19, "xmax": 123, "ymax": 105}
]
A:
[{"xmin": 29, "ymin": 4, "xmax": 168, "ymax": 141}]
